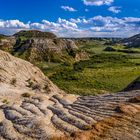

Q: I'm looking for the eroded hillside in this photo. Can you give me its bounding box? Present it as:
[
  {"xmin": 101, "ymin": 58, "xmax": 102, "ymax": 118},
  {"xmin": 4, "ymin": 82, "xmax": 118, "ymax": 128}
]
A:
[
  {"xmin": 0, "ymin": 50, "xmax": 140, "ymax": 140},
  {"xmin": 0, "ymin": 30, "xmax": 88, "ymax": 63},
  {"xmin": 122, "ymin": 33, "xmax": 140, "ymax": 48}
]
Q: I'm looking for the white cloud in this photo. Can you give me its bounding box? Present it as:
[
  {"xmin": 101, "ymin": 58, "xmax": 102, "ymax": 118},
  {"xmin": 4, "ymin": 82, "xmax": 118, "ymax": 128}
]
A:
[
  {"xmin": 108, "ymin": 6, "xmax": 121, "ymax": 13},
  {"xmin": 85, "ymin": 9, "xmax": 89, "ymax": 12},
  {"xmin": 83, "ymin": 0, "xmax": 114, "ymax": 6},
  {"xmin": 58, "ymin": 18, "xmax": 78, "ymax": 28},
  {"xmin": 61, "ymin": 6, "xmax": 77, "ymax": 12},
  {"xmin": 0, "ymin": 20, "xmax": 29, "ymax": 28},
  {"xmin": 0, "ymin": 16, "xmax": 140, "ymax": 38}
]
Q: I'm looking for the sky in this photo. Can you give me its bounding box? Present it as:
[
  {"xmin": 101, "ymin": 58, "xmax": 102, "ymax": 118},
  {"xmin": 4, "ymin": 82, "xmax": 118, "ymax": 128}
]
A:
[{"xmin": 0, "ymin": 0, "xmax": 140, "ymax": 37}]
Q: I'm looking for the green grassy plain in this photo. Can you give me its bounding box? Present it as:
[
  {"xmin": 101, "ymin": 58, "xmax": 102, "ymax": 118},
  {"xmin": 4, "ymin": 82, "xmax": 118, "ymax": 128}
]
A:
[{"xmin": 36, "ymin": 41, "xmax": 140, "ymax": 95}]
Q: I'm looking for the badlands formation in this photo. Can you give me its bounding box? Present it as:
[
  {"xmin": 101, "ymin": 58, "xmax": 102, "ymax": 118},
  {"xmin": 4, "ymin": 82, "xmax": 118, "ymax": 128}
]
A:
[{"xmin": 0, "ymin": 50, "xmax": 140, "ymax": 140}]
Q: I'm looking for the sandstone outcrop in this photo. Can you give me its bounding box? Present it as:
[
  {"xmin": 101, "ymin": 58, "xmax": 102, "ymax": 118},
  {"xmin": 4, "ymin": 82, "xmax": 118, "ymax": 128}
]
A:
[
  {"xmin": 0, "ymin": 30, "xmax": 86, "ymax": 63},
  {"xmin": 12, "ymin": 30, "xmax": 80, "ymax": 62},
  {"xmin": 0, "ymin": 37, "xmax": 16, "ymax": 52}
]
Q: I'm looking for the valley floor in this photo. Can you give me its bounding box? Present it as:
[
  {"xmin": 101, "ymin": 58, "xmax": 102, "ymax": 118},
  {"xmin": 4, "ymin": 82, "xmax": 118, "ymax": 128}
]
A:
[{"xmin": 37, "ymin": 51, "xmax": 140, "ymax": 95}]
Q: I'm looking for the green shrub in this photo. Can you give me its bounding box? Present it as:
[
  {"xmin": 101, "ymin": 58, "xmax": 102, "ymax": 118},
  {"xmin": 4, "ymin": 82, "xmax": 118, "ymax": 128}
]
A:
[
  {"xmin": 21, "ymin": 92, "xmax": 31, "ymax": 98},
  {"xmin": 2, "ymin": 99, "xmax": 9, "ymax": 104},
  {"xmin": 10, "ymin": 78, "xmax": 17, "ymax": 86},
  {"xmin": 32, "ymin": 84, "xmax": 41, "ymax": 90},
  {"xmin": 26, "ymin": 79, "xmax": 41, "ymax": 90},
  {"xmin": 83, "ymin": 125, "xmax": 92, "ymax": 130},
  {"xmin": 27, "ymin": 80, "xmax": 34, "ymax": 87}
]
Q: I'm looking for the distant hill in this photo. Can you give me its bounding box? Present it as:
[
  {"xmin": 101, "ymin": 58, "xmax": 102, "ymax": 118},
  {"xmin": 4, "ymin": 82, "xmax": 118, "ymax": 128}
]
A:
[
  {"xmin": 0, "ymin": 30, "xmax": 88, "ymax": 63},
  {"xmin": 14, "ymin": 30, "xmax": 57, "ymax": 39},
  {"xmin": 122, "ymin": 33, "xmax": 140, "ymax": 48},
  {"xmin": 0, "ymin": 34, "xmax": 7, "ymax": 39}
]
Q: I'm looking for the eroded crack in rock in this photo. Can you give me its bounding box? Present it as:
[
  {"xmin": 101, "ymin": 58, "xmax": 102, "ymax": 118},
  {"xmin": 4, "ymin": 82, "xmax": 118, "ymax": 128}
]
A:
[{"xmin": 0, "ymin": 92, "xmax": 139, "ymax": 140}]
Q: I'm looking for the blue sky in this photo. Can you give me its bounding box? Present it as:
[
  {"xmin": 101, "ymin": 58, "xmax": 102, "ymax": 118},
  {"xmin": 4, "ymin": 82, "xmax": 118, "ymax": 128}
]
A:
[{"xmin": 0, "ymin": 0, "xmax": 140, "ymax": 37}]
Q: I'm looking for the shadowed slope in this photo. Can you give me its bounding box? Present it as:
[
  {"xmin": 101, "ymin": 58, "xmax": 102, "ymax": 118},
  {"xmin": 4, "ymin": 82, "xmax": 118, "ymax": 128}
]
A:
[
  {"xmin": 122, "ymin": 33, "xmax": 140, "ymax": 48},
  {"xmin": 123, "ymin": 76, "xmax": 140, "ymax": 91}
]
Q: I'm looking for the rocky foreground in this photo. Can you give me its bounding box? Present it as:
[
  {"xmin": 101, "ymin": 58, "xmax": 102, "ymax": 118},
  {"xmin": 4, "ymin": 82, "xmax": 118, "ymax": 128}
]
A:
[{"xmin": 0, "ymin": 50, "xmax": 140, "ymax": 140}]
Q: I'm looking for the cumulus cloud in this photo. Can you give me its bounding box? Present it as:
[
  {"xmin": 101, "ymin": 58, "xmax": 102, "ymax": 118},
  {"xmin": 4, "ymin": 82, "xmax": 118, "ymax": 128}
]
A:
[
  {"xmin": 108, "ymin": 6, "xmax": 121, "ymax": 13},
  {"xmin": 0, "ymin": 20, "xmax": 29, "ymax": 28},
  {"xmin": 0, "ymin": 19, "xmax": 30, "ymax": 35},
  {"xmin": 85, "ymin": 9, "xmax": 89, "ymax": 12},
  {"xmin": 58, "ymin": 18, "xmax": 78, "ymax": 28},
  {"xmin": 0, "ymin": 16, "xmax": 140, "ymax": 38},
  {"xmin": 61, "ymin": 6, "xmax": 77, "ymax": 12},
  {"xmin": 83, "ymin": 0, "xmax": 114, "ymax": 6}
]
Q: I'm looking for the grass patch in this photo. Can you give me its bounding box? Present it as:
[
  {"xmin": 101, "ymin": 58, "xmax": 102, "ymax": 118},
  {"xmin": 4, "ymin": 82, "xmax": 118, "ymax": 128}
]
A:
[
  {"xmin": 31, "ymin": 41, "xmax": 140, "ymax": 95},
  {"xmin": 37, "ymin": 52, "xmax": 140, "ymax": 95}
]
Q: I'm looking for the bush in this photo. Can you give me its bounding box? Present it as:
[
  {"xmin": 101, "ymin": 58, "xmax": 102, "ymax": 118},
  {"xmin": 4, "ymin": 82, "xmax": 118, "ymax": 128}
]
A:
[
  {"xmin": 27, "ymin": 80, "xmax": 34, "ymax": 87},
  {"xmin": 83, "ymin": 125, "xmax": 92, "ymax": 130},
  {"xmin": 10, "ymin": 78, "xmax": 17, "ymax": 86},
  {"xmin": 26, "ymin": 79, "xmax": 41, "ymax": 90},
  {"xmin": 104, "ymin": 46, "xmax": 116, "ymax": 52},
  {"xmin": 32, "ymin": 84, "xmax": 41, "ymax": 90},
  {"xmin": 2, "ymin": 99, "xmax": 9, "ymax": 104},
  {"xmin": 21, "ymin": 92, "xmax": 31, "ymax": 98}
]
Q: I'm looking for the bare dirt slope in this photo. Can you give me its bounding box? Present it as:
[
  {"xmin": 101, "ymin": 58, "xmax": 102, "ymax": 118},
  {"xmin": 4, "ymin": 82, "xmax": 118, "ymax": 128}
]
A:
[{"xmin": 0, "ymin": 50, "xmax": 140, "ymax": 140}]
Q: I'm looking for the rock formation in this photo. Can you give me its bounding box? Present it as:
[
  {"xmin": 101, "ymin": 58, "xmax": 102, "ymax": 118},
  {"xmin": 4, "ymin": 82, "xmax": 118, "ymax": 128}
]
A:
[
  {"xmin": 122, "ymin": 33, "xmax": 140, "ymax": 48},
  {"xmin": 0, "ymin": 36, "xmax": 15, "ymax": 52},
  {"xmin": 0, "ymin": 30, "xmax": 89, "ymax": 63},
  {"xmin": 13, "ymin": 32, "xmax": 78, "ymax": 62},
  {"xmin": 0, "ymin": 50, "xmax": 140, "ymax": 140}
]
